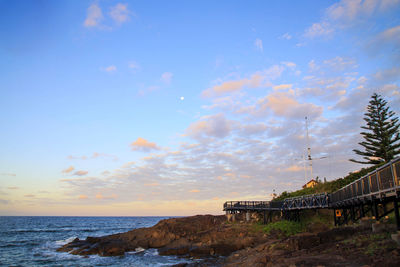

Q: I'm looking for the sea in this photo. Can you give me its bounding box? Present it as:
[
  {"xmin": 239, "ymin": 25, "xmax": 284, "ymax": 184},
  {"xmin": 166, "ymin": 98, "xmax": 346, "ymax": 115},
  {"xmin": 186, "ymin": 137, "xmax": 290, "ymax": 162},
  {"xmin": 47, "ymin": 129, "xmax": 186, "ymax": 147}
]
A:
[{"xmin": 0, "ymin": 216, "xmax": 198, "ymax": 267}]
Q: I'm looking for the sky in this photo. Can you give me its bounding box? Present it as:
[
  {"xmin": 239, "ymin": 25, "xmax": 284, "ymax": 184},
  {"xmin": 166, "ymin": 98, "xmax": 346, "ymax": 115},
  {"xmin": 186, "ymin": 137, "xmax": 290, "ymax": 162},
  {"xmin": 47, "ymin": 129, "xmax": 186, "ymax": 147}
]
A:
[{"xmin": 1, "ymin": 0, "xmax": 400, "ymax": 216}]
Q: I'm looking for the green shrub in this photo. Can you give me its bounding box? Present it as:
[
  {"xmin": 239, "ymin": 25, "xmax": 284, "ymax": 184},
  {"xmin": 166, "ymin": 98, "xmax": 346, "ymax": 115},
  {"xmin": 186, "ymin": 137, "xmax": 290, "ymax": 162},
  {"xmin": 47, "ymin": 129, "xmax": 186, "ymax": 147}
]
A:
[{"xmin": 263, "ymin": 220, "xmax": 305, "ymax": 237}]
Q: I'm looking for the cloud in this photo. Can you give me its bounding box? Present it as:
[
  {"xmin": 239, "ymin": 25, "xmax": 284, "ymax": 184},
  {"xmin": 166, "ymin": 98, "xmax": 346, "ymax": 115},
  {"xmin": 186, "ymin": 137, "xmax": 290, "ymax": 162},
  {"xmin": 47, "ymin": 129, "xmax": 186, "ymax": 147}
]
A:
[
  {"xmin": 104, "ymin": 65, "xmax": 117, "ymax": 72},
  {"xmin": 323, "ymin": 56, "xmax": 357, "ymax": 71},
  {"xmin": 186, "ymin": 113, "xmax": 233, "ymax": 139},
  {"xmin": 282, "ymin": 62, "xmax": 296, "ymax": 69},
  {"xmin": 84, "ymin": 3, "xmax": 103, "ymax": 27},
  {"xmin": 305, "ymin": 0, "xmax": 400, "ymax": 38},
  {"xmin": 0, "ymin": 199, "xmax": 9, "ymax": 205},
  {"xmin": 368, "ymin": 25, "xmax": 400, "ymax": 58},
  {"xmin": 67, "ymin": 155, "xmax": 87, "ymax": 160},
  {"xmin": 202, "ymin": 65, "xmax": 284, "ymax": 97},
  {"xmin": 92, "ymin": 152, "xmax": 118, "ymax": 161},
  {"xmin": 254, "ymin": 38, "xmax": 263, "ymax": 52},
  {"xmin": 189, "ymin": 189, "xmax": 200, "ymax": 193},
  {"xmin": 128, "ymin": 61, "xmax": 140, "ymax": 71},
  {"xmin": 130, "ymin": 137, "xmax": 160, "ymax": 152},
  {"xmin": 96, "ymin": 193, "xmax": 117, "ymax": 200},
  {"xmin": 144, "ymin": 182, "xmax": 160, "ymax": 186},
  {"xmin": 273, "ymin": 84, "xmax": 292, "ymax": 91},
  {"xmin": 285, "ymin": 165, "xmax": 304, "ymax": 172},
  {"xmin": 257, "ymin": 91, "xmax": 323, "ymax": 119},
  {"xmin": 109, "ymin": 3, "xmax": 131, "ymax": 24},
  {"xmin": 377, "ymin": 25, "xmax": 400, "ymax": 43},
  {"xmin": 326, "ymin": 0, "xmax": 400, "ymax": 22},
  {"xmin": 238, "ymin": 123, "xmax": 267, "ymax": 136},
  {"xmin": 374, "ymin": 67, "xmax": 400, "ymax": 82},
  {"xmin": 78, "ymin": 195, "xmax": 88, "ymax": 199},
  {"xmin": 308, "ymin": 60, "xmax": 319, "ymax": 72},
  {"xmin": 0, "ymin": 173, "xmax": 16, "ymax": 177},
  {"xmin": 280, "ymin": 33, "xmax": 292, "ymax": 40},
  {"xmin": 305, "ymin": 22, "xmax": 334, "ymax": 38},
  {"xmin": 24, "ymin": 194, "xmax": 35, "ymax": 198},
  {"xmin": 62, "ymin": 166, "xmax": 75, "ymax": 174},
  {"xmin": 7, "ymin": 186, "xmax": 19, "ymax": 190},
  {"xmin": 161, "ymin": 72, "xmax": 173, "ymax": 84},
  {"xmin": 73, "ymin": 171, "xmax": 89, "ymax": 177}
]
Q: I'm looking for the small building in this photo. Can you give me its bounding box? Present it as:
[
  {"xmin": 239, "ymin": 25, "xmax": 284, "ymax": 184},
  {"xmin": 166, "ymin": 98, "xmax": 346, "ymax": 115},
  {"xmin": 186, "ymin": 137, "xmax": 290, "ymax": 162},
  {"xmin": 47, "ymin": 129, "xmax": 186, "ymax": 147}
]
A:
[{"xmin": 302, "ymin": 179, "xmax": 318, "ymax": 189}]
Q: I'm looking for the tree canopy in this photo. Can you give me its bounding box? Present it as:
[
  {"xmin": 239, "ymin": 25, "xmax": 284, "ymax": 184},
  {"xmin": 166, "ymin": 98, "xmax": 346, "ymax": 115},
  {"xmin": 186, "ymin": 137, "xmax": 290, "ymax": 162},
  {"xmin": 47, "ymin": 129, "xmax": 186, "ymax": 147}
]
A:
[{"xmin": 350, "ymin": 93, "xmax": 400, "ymax": 165}]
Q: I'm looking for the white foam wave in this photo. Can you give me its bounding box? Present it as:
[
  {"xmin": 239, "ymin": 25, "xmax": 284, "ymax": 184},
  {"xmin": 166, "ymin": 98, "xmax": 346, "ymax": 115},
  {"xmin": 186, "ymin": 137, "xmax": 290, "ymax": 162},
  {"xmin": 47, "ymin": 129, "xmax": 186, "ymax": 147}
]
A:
[{"xmin": 55, "ymin": 236, "xmax": 77, "ymax": 246}]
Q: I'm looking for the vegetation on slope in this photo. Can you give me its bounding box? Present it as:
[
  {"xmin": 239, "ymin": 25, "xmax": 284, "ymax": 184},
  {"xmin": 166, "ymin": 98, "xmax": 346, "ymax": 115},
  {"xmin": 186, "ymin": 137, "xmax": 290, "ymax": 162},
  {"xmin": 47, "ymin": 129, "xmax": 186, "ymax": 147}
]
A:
[{"xmin": 273, "ymin": 163, "xmax": 383, "ymax": 201}]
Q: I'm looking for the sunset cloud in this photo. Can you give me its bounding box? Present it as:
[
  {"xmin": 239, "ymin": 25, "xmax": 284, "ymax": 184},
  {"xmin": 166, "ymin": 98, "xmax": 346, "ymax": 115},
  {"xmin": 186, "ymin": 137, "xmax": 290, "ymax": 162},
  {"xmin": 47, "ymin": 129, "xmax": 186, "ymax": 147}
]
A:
[
  {"xmin": 202, "ymin": 65, "xmax": 284, "ymax": 97},
  {"xmin": 130, "ymin": 137, "xmax": 160, "ymax": 152},
  {"xmin": 144, "ymin": 182, "xmax": 160, "ymax": 187},
  {"xmin": 0, "ymin": 173, "xmax": 16, "ymax": 177},
  {"xmin": 73, "ymin": 170, "xmax": 88, "ymax": 176},
  {"xmin": 62, "ymin": 166, "xmax": 75, "ymax": 174},
  {"xmin": 7, "ymin": 186, "xmax": 19, "ymax": 190},
  {"xmin": 186, "ymin": 113, "xmax": 233, "ymax": 139},
  {"xmin": 256, "ymin": 91, "xmax": 323, "ymax": 119},
  {"xmin": 189, "ymin": 189, "xmax": 200, "ymax": 193}
]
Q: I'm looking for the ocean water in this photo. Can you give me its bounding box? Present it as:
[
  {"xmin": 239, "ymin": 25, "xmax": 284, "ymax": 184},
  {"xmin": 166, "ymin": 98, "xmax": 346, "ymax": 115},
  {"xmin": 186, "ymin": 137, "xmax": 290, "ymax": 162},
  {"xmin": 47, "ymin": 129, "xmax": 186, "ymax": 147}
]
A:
[{"xmin": 0, "ymin": 216, "xmax": 196, "ymax": 266}]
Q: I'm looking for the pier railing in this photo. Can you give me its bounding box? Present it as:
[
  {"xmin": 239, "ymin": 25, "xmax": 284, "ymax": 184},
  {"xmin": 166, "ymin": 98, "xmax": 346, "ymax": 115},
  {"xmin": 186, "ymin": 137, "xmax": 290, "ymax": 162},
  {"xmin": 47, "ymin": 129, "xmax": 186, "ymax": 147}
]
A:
[
  {"xmin": 224, "ymin": 157, "xmax": 400, "ymax": 212},
  {"xmin": 223, "ymin": 201, "xmax": 283, "ymax": 211}
]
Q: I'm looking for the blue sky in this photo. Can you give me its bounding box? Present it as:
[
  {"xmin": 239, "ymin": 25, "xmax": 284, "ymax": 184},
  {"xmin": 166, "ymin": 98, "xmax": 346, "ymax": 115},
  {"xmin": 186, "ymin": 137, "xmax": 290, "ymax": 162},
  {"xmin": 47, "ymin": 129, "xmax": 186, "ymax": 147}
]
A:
[{"xmin": 1, "ymin": 0, "xmax": 400, "ymax": 215}]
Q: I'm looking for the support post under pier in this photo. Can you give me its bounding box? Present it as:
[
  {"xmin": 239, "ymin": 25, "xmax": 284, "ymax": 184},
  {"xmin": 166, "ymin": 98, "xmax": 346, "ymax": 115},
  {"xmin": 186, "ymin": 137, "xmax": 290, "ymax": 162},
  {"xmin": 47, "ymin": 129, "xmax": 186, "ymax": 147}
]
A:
[{"xmin": 394, "ymin": 198, "xmax": 400, "ymax": 231}]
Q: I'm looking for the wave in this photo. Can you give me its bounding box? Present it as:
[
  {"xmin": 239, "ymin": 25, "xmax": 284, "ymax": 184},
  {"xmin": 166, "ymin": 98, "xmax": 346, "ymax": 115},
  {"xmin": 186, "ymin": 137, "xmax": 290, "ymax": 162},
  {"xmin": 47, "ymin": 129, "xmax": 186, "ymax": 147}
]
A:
[{"xmin": 55, "ymin": 236, "xmax": 78, "ymax": 246}]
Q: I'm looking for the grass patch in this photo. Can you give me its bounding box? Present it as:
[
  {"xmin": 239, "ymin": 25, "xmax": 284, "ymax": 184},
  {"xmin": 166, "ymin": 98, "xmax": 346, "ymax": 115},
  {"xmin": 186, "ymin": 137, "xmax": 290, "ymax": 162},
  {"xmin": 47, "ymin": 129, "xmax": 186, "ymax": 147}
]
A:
[{"xmin": 263, "ymin": 220, "xmax": 305, "ymax": 237}]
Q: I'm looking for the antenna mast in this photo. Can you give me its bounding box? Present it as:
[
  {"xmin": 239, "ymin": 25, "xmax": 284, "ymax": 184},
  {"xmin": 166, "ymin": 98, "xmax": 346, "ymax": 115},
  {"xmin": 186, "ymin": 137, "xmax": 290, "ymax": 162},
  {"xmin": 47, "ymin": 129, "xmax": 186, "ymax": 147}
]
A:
[{"xmin": 305, "ymin": 116, "xmax": 313, "ymax": 180}]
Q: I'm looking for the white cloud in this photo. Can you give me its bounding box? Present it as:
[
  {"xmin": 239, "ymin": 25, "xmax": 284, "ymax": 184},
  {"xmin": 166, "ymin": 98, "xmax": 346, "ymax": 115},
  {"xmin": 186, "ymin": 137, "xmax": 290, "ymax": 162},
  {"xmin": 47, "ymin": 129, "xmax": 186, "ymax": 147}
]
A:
[
  {"xmin": 282, "ymin": 62, "xmax": 296, "ymax": 69},
  {"xmin": 323, "ymin": 56, "xmax": 357, "ymax": 71},
  {"xmin": 109, "ymin": 3, "xmax": 131, "ymax": 24},
  {"xmin": 374, "ymin": 67, "xmax": 400, "ymax": 82},
  {"xmin": 305, "ymin": 22, "xmax": 334, "ymax": 38},
  {"xmin": 305, "ymin": 0, "xmax": 400, "ymax": 38},
  {"xmin": 161, "ymin": 72, "xmax": 173, "ymax": 84},
  {"xmin": 326, "ymin": 0, "xmax": 400, "ymax": 22},
  {"xmin": 280, "ymin": 33, "xmax": 292, "ymax": 40},
  {"xmin": 84, "ymin": 3, "xmax": 103, "ymax": 28},
  {"xmin": 368, "ymin": 25, "xmax": 400, "ymax": 57},
  {"xmin": 254, "ymin": 38, "xmax": 263, "ymax": 52},
  {"xmin": 104, "ymin": 65, "xmax": 117, "ymax": 72},
  {"xmin": 128, "ymin": 61, "xmax": 140, "ymax": 71},
  {"xmin": 308, "ymin": 60, "xmax": 319, "ymax": 72}
]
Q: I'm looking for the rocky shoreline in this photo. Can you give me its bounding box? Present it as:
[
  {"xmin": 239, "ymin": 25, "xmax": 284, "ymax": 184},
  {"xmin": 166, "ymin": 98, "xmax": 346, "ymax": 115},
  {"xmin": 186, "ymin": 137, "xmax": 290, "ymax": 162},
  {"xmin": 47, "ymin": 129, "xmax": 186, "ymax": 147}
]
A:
[{"xmin": 57, "ymin": 215, "xmax": 400, "ymax": 266}]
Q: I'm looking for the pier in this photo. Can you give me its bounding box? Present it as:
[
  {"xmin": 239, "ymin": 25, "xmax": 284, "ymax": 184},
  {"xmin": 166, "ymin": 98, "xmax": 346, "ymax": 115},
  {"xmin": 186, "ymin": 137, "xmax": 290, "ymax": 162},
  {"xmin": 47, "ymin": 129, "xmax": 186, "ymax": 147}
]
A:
[{"xmin": 223, "ymin": 157, "xmax": 400, "ymax": 229}]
